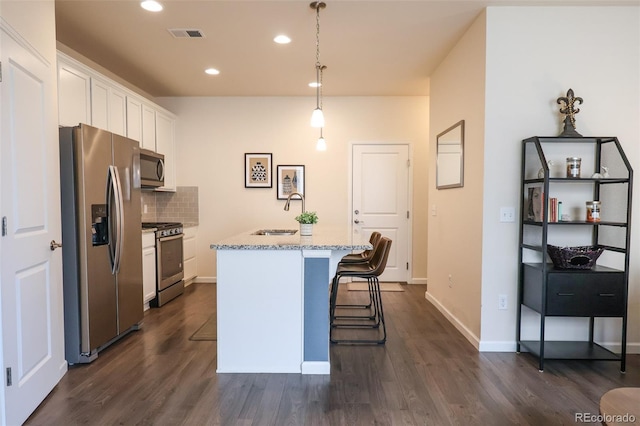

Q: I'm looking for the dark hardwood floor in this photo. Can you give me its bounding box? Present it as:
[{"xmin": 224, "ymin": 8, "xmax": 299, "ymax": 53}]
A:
[{"xmin": 26, "ymin": 283, "xmax": 639, "ymax": 425}]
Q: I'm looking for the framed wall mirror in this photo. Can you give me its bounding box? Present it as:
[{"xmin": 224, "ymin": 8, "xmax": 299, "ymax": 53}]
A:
[{"xmin": 436, "ymin": 120, "xmax": 465, "ymax": 189}]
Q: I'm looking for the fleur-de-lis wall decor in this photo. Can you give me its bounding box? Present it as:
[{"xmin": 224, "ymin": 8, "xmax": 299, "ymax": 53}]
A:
[{"xmin": 557, "ymin": 88, "xmax": 584, "ymax": 137}]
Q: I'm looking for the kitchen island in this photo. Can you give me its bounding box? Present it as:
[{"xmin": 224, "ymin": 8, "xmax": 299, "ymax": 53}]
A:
[{"xmin": 210, "ymin": 227, "xmax": 371, "ymax": 374}]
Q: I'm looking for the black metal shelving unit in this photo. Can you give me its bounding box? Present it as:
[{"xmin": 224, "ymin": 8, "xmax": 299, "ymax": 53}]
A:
[{"xmin": 516, "ymin": 136, "xmax": 632, "ymax": 372}]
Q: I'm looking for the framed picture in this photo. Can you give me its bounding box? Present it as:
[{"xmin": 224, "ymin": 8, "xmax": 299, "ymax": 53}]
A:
[
  {"xmin": 245, "ymin": 153, "xmax": 272, "ymax": 188},
  {"xmin": 277, "ymin": 165, "xmax": 305, "ymax": 200},
  {"xmin": 436, "ymin": 120, "xmax": 464, "ymax": 189}
]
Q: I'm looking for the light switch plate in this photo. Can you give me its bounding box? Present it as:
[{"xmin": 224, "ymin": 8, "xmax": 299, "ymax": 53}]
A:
[{"xmin": 499, "ymin": 207, "xmax": 515, "ymax": 222}]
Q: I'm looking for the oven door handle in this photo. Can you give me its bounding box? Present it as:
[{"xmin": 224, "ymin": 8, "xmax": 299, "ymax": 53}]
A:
[{"xmin": 158, "ymin": 234, "xmax": 183, "ymax": 242}]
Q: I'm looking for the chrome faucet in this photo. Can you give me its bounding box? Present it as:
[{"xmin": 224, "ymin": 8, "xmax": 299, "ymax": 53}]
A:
[{"xmin": 284, "ymin": 192, "xmax": 305, "ymax": 214}]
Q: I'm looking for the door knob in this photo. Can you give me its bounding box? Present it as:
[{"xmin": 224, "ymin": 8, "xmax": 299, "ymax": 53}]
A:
[{"xmin": 50, "ymin": 240, "xmax": 62, "ymax": 251}]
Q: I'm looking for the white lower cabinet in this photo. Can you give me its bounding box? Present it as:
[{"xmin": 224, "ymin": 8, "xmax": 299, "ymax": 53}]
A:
[
  {"xmin": 142, "ymin": 232, "xmax": 157, "ymax": 309},
  {"xmin": 183, "ymin": 227, "xmax": 198, "ymax": 284}
]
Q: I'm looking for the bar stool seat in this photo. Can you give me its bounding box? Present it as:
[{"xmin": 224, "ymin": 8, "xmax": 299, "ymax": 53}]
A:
[
  {"xmin": 334, "ymin": 231, "xmax": 381, "ymax": 312},
  {"xmin": 339, "ymin": 231, "xmax": 381, "ymax": 264},
  {"xmin": 329, "ymin": 237, "xmax": 392, "ymax": 344}
]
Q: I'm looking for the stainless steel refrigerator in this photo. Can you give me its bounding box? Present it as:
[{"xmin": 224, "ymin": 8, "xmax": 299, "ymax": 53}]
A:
[{"xmin": 59, "ymin": 124, "xmax": 143, "ymax": 364}]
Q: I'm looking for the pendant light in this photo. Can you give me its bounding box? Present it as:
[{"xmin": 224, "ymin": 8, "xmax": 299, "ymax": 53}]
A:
[
  {"xmin": 310, "ymin": 2, "xmax": 326, "ymax": 128},
  {"xmin": 316, "ymin": 128, "xmax": 327, "ymax": 151}
]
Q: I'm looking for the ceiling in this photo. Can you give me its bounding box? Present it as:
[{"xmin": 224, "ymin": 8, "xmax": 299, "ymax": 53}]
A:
[{"xmin": 54, "ymin": 0, "xmax": 638, "ymax": 97}]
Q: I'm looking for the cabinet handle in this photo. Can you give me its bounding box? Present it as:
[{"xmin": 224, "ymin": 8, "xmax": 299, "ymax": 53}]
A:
[
  {"xmin": 557, "ymin": 293, "xmax": 575, "ymax": 296},
  {"xmin": 598, "ymin": 293, "xmax": 616, "ymax": 297}
]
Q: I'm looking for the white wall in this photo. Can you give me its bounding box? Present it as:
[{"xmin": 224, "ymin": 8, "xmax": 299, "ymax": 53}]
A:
[
  {"xmin": 157, "ymin": 96, "xmax": 430, "ymax": 281},
  {"xmin": 428, "ymin": 12, "xmax": 487, "ymax": 345},
  {"xmin": 429, "ymin": 5, "xmax": 640, "ymax": 353},
  {"xmin": 481, "ymin": 6, "xmax": 640, "ymax": 351}
]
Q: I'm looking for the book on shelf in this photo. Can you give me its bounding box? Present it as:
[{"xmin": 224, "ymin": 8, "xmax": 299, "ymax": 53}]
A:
[
  {"xmin": 549, "ymin": 197, "xmax": 558, "ymax": 222},
  {"xmin": 527, "ymin": 187, "xmax": 543, "ymax": 221},
  {"xmin": 526, "ymin": 188, "xmax": 561, "ymax": 222}
]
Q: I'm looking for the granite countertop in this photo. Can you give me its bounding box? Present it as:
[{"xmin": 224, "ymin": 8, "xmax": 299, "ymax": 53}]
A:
[{"xmin": 210, "ymin": 226, "xmax": 372, "ymax": 251}]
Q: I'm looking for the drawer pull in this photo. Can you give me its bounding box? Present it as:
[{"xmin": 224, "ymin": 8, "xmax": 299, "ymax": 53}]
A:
[
  {"xmin": 598, "ymin": 293, "xmax": 616, "ymax": 297},
  {"xmin": 557, "ymin": 293, "xmax": 575, "ymax": 296}
]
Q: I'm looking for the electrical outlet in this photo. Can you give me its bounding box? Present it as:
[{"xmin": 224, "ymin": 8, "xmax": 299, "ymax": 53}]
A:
[
  {"xmin": 498, "ymin": 294, "xmax": 508, "ymax": 310},
  {"xmin": 499, "ymin": 207, "xmax": 515, "ymax": 222},
  {"xmin": 143, "ymin": 204, "xmax": 148, "ymax": 214},
  {"xmin": 448, "ymin": 274, "xmax": 453, "ymax": 288},
  {"xmin": 431, "ymin": 204, "xmax": 437, "ymax": 216}
]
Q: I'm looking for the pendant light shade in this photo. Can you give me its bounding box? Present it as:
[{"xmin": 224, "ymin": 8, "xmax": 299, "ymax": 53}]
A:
[
  {"xmin": 310, "ymin": 108, "xmax": 325, "ymax": 128},
  {"xmin": 316, "ymin": 129, "xmax": 327, "ymax": 151}
]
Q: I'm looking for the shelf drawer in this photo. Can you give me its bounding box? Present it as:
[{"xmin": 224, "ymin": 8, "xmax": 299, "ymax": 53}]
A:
[{"xmin": 546, "ymin": 273, "xmax": 625, "ymax": 316}]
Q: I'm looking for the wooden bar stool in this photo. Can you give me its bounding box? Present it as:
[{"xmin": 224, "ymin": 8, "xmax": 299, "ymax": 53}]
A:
[{"xmin": 329, "ymin": 237, "xmax": 392, "ymax": 344}]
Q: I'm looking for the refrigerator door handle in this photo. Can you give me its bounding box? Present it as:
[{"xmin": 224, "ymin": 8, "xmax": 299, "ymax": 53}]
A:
[
  {"xmin": 107, "ymin": 165, "xmax": 124, "ymax": 274},
  {"xmin": 113, "ymin": 166, "xmax": 125, "ymax": 274},
  {"xmin": 107, "ymin": 166, "xmax": 117, "ymax": 273}
]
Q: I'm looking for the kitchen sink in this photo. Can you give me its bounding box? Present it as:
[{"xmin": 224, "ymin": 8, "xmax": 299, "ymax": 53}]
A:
[{"xmin": 252, "ymin": 229, "xmax": 298, "ymax": 236}]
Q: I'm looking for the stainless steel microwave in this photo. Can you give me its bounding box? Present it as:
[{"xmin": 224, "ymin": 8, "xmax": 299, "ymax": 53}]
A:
[{"xmin": 140, "ymin": 149, "xmax": 165, "ymax": 188}]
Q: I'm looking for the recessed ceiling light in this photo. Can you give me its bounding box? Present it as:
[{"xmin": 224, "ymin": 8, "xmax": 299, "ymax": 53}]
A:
[
  {"xmin": 274, "ymin": 35, "xmax": 291, "ymax": 44},
  {"xmin": 141, "ymin": 1, "xmax": 163, "ymax": 12},
  {"xmin": 205, "ymin": 68, "xmax": 220, "ymax": 75},
  {"xmin": 308, "ymin": 82, "xmax": 321, "ymax": 88}
]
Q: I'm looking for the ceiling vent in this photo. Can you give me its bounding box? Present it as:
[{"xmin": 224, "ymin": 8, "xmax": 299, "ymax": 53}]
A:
[{"xmin": 168, "ymin": 29, "xmax": 205, "ymax": 38}]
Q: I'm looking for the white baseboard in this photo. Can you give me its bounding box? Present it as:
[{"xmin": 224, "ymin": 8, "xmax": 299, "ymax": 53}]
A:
[
  {"xmin": 301, "ymin": 361, "xmax": 330, "ymax": 375},
  {"xmin": 627, "ymin": 342, "xmax": 640, "ymax": 354},
  {"xmin": 479, "ymin": 341, "xmax": 518, "ymax": 352},
  {"xmin": 193, "ymin": 276, "xmax": 216, "ymax": 283},
  {"xmin": 410, "ymin": 278, "xmax": 427, "ymax": 285},
  {"xmin": 424, "ymin": 291, "xmax": 480, "ymax": 350}
]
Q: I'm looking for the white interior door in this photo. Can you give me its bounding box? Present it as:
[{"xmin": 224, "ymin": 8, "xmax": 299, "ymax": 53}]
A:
[
  {"xmin": 1, "ymin": 24, "xmax": 66, "ymax": 425},
  {"xmin": 352, "ymin": 144, "xmax": 410, "ymax": 282}
]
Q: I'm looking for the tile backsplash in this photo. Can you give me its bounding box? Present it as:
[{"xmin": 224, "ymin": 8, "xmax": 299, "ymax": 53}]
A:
[{"xmin": 141, "ymin": 186, "xmax": 199, "ymax": 226}]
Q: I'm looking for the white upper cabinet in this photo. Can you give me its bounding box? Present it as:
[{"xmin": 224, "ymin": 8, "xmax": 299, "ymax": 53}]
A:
[
  {"xmin": 91, "ymin": 77, "xmax": 127, "ymax": 136},
  {"xmin": 90, "ymin": 77, "xmax": 109, "ymax": 130},
  {"xmin": 57, "ymin": 52, "xmax": 178, "ymax": 192},
  {"xmin": 126, "ymin": 96, "xmax": 143, "ymax": 142},
  {"xmin": 155, "ymin": 111, "xmax": 176, "ymax": 191},
  {"xmin": 58, "ymin": 61, "xmax": 91, "ymax": 127},
  {"xmin": 141, "ymin": 103, "xmax": 157, "ymax": 151},
  {"xmin": 109, "ymin": 87, "xmax": 127, "ymax": 136}
]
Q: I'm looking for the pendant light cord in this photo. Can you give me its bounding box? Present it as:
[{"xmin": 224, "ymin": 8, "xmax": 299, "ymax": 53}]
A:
[{"xmin": 315, "ymin": 3, "xmax": 322, "ymax": 110}]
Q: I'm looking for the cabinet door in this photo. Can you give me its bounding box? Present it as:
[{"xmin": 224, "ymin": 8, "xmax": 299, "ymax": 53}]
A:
[
  {"xmin": 141, "ymin": 104, "xmax": 156, "ymax": 150},
  {"xmin": 142, "ymin": 234, "xmax": 157, "ymax": 306},
  {"xmin": 109, "ymin": 87, "xmax": 127, "ymax": 136},
  {"xmin": 126, "ymin": 96, "xmax": 143, "ymax": 142},
  {"xmin": 155, "ymin": 111, "xmax": 176, "ymax": 191},
  {"xmin": 546, "ymin": 273, "xmax": 625, "ymax": 317},
  {"xmin": 90, "ymin": 78, "xmax": 109, "ymax": 130},
  {"xmin": 183, "ymin": 227, "xmax": 198, "ymax": 282},
  {"xmin": 58, "ymin": 61, "xmax": 91, "ymax": 126}
]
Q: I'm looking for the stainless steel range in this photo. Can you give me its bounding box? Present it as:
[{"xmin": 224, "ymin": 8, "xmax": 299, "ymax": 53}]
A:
[{"xmin": 142, "ymin": 222, "xmax": 184, "ymax": 307}]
